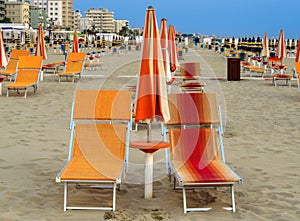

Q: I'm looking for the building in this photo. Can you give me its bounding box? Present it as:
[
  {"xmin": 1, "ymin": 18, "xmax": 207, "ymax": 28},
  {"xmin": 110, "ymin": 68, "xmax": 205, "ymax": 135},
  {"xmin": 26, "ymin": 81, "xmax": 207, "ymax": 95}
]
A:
[
  {"xmin": 30, "ymin": 7, "xmax": 47, "ymax": 28},
  {"xmin": 0, "ymin": 0, "xmax": 5, "ymax": 20},
  {"xmin": 47, "ymin": 0, "xmax": 73, "ymax": 29},
  {"xmin": 29, "ymin": 0, "xmax": 47, "ymax": 10},
  {"xmin": 114, "ymin": 19, "xmax": 129, "ymax": 34},
  {"xmin": 5, "ymin": 0, "xmax": 30, "ymax": 24},
  {"xmin": 78, "ymin": 17, "xmax": 92, "ymax": 33},
  {"xmin": 73, "ymin": 9, "xmax": 82, "ymax": 30},
  {"xmin": 85, "ymin": 8, "xmax": 114, "ymax": 33}
]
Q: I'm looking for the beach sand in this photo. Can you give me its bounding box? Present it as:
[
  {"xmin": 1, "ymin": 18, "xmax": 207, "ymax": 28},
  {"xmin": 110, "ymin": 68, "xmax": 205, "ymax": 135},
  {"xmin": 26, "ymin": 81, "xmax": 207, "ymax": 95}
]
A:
[{"xmin": 0, "ymin": 47, "xmax": 299, "ymax": 220}]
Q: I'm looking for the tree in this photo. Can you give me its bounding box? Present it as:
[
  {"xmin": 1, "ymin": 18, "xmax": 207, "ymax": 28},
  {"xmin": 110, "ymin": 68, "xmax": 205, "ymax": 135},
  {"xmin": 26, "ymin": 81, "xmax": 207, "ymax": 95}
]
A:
[{"xmin": 0, "ymin": 17, "xmax": 12, "ymax": 23}]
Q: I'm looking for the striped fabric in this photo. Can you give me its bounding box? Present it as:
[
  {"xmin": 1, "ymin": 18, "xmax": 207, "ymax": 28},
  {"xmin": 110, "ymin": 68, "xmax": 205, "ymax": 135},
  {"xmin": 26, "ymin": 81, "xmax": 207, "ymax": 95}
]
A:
[
  {"xmin": 168, "ymin": 25, "xmax": 179, "ymax": 73},
  {"xmin": 261, "ymin": 32, "xmax": 270, "ymax": 58},
  {"xmin": 160, "ymin": 18, "xmax": 172, "ymax": 82},
  {"xmin": 167, "ymin": 92, "xmax": 220, "ymax": 125},
  {"xmin": 35, "ymin": 24, "xmax": 47, "ymax": 60},
  {"xmin": 72, "ymin": 30, "xmax": 79, "ymax": 53},
  {"xmin": 169, "ymin": 128, "xmax": 241, "ymax": 184},
  {"xmin": 276, "ymin": 30, "xmax": 286, "ymax": 60},
  {"xmin": 135, "ymin": 6, "xmax": 170, "ymax": 123}
]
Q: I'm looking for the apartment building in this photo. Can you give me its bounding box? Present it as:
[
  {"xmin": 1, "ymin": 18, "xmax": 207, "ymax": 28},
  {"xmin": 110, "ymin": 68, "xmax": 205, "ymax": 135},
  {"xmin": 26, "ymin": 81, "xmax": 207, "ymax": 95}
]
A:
[
  {"xmin": 5, "ymin": 0, "xmax": 30, "ymax": 24},
  {"xmin": 29, "ymin": 0, "xmax": 47, "ymax": 10},
  {"xmin": 47, "ymin": 0, "xmax": 73, "ymax": 29},
  {"xmin": 114, "ymin": 19, "xmax": 129, "ymax": 33},
  {"xmin": 0, "ymin": 0, "xmax": 5, "ymax": 20},
  {"xmin": 73, "ymin": 9, "xmax": 82, "ymax": 30},
  {"xmin": 85, "ymin": 8, "xmax": 114, "ymax": 33}
]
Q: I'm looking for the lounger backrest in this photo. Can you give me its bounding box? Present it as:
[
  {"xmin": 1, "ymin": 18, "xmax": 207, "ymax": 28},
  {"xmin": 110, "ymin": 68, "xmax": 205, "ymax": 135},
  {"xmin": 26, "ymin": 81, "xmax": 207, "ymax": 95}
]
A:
[
  {"xmin": 167, "ymin": 92, "xmax": 220, "ymax": 125},
  {"xmin": 66, "ymin": 52, "xmax": 86, "ymax": 61},
  {"xmin": 73, "ymin": 90, "xmax": 132, "ymax": 121},
  {"xmin": 180, "ymin": 62, "xmax": 200, "ymax": 78},
  {"xmin": 15, "ymin": 70, "xmax": 39, "ymax": 83},
  {"xmin": 66, "ymin": 61, "xmax": 84, "ymax": 73},
  {"xmin": 169, "ymin": 127, "xmax": 220, "ymax": 163},
  {"xmin": 294, "ymin": 62, "xmax": 300, "ymax": 74},
  {"xmin": 6, "ymin": 59, "xmax": 18, "ymax": 72},
  {"xmin": 10, "ymin": 49, "xmax": 30, "ymax": 60},
  {"xmin": 18, "ymin": 56, "xmax": 43, "ymax": 69}
]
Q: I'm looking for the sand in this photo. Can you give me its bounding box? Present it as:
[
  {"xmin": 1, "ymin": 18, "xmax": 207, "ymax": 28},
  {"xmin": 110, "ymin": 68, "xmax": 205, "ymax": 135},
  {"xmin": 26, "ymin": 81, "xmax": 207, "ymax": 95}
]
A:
[{"xmin": 0, "ymin": 47, "xmax": 299, "ymax": 221}]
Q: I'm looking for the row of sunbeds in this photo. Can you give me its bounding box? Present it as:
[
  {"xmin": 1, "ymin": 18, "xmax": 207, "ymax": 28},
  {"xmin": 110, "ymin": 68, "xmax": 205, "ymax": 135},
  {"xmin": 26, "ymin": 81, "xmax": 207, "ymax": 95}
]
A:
[
  {"xmin": 55, "ymin": 90, "xmax": 243, "ymax": 213},
  {"xmin": 0, "ymin": 50, "xmax": 88, "ymax": 98}
]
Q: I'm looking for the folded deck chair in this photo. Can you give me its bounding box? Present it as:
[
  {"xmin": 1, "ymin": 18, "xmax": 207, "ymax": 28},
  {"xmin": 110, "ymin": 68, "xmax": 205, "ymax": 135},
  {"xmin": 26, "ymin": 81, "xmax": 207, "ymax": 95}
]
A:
[
  {"xmin": 58, "ymin": 52, "xmax": 86, "ymax": 83},
  {"xmin": 5, "ymin": 56, "xmax": 43, "ymax": 98},
  {"xmin": 167, "ymin": 92, "xmax": 242, "ymax": 213},
  {"xmin": 179, "ymin": 62, "xmax": 200, "ymax": 81},
  {"xmin": 56, "ymin": 90, "xmax": 132, "ymax": 211}
]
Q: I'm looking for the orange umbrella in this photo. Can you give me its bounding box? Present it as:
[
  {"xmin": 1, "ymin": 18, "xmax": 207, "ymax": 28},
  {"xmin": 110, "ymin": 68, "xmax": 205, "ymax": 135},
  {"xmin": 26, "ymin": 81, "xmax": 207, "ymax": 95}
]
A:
[
  {"xmin": 135, "ymin": 6, "xmax": 170, "ymax": 125},
  {"xmin": 276, "ymin": 29, "xmax": 286, "ymax": 62},
  {"xmin": 295, "ymin": 39, "xmax": 300, "ymax": 62},
  {"xmin": 160, "ymin": 18, "xmax": 171, "ymax": 83},
  {"xmin": 72, "ymin": 30, "xmax": 79, "ymax": 53},
  {"xmin": 0, "ymin": 29, "xmax": 8, "ymax": 68},
  {"xmin": 133, "ymin": 6, "xmax": 170, "ymax": 199},
  {"xmin": 35, "ymin": 23, "xmax": 47, "ymax": 60},
  {"xmin": 168, "ymin": 25, "xmax": 179, "ymax": 73}
]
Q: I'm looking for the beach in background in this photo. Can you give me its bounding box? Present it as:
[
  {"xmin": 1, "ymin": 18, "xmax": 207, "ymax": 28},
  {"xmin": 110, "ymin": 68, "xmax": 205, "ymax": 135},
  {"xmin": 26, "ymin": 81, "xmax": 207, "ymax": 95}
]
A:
[{"xmin": 0, "ymin": 47, "xmax": 299, "ymax": 220}]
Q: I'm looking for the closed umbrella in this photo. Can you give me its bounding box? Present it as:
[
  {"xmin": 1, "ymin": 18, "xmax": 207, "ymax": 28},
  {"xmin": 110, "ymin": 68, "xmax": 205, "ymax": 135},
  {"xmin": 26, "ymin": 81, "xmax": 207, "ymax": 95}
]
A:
[
  {"xmin": 35, "ymin": 23, "xmax": 47, "ymax": 60},
  {"xmin": 168, "ymin": 25, "xmax": 179, "ymax": 73},
  {"xmin": 0, "ymin": 29, "xmax": 8, "ymax": 68},
  {"xmin": 295, "ymin": 39, "xmax": 300, "ymax": 62},
  {"xmin": 261, "ymin": 32, "xmax": 270, "ymax": 58},
  {"xmin": 160, "ymin": 18, "xmax": 172, "ymax": 84},
  {"xmin": 276, "ymin": 29, "xmax": 286, "ymax": 62},
  {"xmin": 72, "ymin": 30, "xmax": 79, "ymax": 53},
  {"xmin": 133, "ymin": 6, "xmax": 170, "ymax": 198}
]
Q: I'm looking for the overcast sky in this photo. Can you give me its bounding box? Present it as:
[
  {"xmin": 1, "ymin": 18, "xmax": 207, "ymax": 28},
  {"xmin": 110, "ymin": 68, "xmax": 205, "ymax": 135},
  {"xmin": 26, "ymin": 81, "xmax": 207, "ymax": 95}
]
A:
[{"xmin": 73, "ymin": 0, "xmax": 300, "ymax": 39}]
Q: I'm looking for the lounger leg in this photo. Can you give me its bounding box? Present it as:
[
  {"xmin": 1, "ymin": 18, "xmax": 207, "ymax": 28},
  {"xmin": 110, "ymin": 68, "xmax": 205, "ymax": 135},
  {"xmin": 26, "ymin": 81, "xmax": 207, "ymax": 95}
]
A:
[
  {"xmin": 112, "ymin": 183, "xmax": 117, "ymax": 211},
  {"xmin": 64, "ymin": 182, "xmax": 68, "ymax": 211},
  {"xmin": 182, "ymin": 187, "xmax": 187, "ymax": 214},
  {"xmin": 223, "ymin": 185, "xmax": 236, "ymax": 212},
  {"xmin": 24, "ymin": 89, "xmax": 27, "ymax": 98}
]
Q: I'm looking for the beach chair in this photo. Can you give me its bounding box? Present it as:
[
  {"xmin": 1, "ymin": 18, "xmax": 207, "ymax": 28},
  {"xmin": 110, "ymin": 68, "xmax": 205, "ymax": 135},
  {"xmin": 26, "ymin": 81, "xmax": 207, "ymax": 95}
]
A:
[
  {"xmin": 0, "ymin": 59, "xmax": 18, "ymax": 81},
  {"xmin": 0, "ymin": 50, "xmax": 31, "ymax": 81},
  {"xmin": 5, "ymin": 56, "xmax": 43, "ymax": 98},
  {"xmin": 57, "ymin": 52, "xmax": 86, "ymax": 83},
  {"xmin": 294, "ymin": 62, "xmax": 300, "ymax": 92},
  {"xmin": 167, "ymin": 92, "xmax": 242, "ymax": 213},
  {"xmin": 56, "ymin": 90, "xmax": 132, "ymax": 211}
]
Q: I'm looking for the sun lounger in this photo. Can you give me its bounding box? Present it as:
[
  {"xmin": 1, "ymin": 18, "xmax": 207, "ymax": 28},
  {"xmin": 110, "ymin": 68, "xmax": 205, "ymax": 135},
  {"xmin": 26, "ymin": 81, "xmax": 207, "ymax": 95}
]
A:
[
  {"xmin": 56, "ymin": 90, "xmax": 132, "ymax": 211},
  {"xmin": 167, "ymin": 92, "xmax": 242, "ymax": 213},
  {"xmin": 57, "ymin": 52, "xmax": 86, "ymax": 83},
  {"xmin": 5, "ymin": 56, "xmax": 43, "ymax": 98},
  {"xmin": 0, "ymin": 59, "xmax": 18, "ymax": 81}
]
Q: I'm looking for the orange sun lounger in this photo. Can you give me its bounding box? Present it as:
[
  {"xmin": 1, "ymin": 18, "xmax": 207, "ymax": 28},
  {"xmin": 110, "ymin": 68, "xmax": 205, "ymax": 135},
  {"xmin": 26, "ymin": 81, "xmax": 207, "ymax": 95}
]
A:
[
  {"xmin": 167, "ymin": 92, "xmax": 242, "ymax": 213},
  {"xmin": 56, "ymin": 90, "xmax": 132, "ymax": 211},
  {"xmin": 57, "ymin": 52, "xmax": 86, "ymax": 83},
  {"xmin": 5, "ymin": 56, "xmax": 43, "ymax": 98}
]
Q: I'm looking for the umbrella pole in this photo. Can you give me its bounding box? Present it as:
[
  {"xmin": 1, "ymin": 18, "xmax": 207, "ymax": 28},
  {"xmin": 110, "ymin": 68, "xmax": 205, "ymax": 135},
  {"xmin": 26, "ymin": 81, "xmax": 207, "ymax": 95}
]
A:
[{"xmin": 147, "ymin": 123, "xmax": 151, "ymax": 142}]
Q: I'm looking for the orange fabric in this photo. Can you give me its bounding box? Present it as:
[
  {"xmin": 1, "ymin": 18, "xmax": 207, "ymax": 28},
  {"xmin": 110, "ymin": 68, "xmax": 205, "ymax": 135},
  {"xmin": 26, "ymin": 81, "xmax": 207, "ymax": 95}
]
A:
[
  {"xmin": 60, "ymin": 124, "xmax": 126, "ymax": 181},
  {"xmin": 169, "ymin": 128, "xmax": 240, "ymax": 184},
  {"xmin": 18, "ymin": 56, "xmax": 43, "ymax": 69},
  {"xmin": 180, "ymin": 62, "xmax": 200, "ymax": 79},
  {"xmin": 167, "ymin": 92, "xmax": 220, "ymax": 125},
  {"xmin": 10, "ymin": 50, "xmax": 30, "ymax": 60},
  {"xmin": 73, "ymin": 90, "xmax": 132, "ymax": 121},
  {"xmin": 0, "ymin": 59, "xmax": 18, "ymax": 76},
  {"xmin": 130, "ymin": 141, "xmax": 169, "ymax": 153},
  {"xmin": 5, "ymin": 70, "xmax": 39, "ymax": 88},
  {"xmin": 66, "ymin": 52, "xmax": 86, "ymax": 61}
]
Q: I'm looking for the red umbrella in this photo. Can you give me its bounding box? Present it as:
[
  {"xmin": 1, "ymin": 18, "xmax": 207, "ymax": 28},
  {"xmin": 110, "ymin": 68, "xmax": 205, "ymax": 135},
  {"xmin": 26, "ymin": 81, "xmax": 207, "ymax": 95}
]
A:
[
  {"xmin": 168, "ymin": 25, "xmax": 179, "ymax": 73},
  {"xmin": 295, "ymin": 39, "xmax": 300, "ymax": 62},
  {"xmin": 35, "ymin": 23, "xmax": 47, "ymax": 60},
  {"xmin": 72, "ymin": 30, "xmax": 79, "ymax": 53},
  {"xmin": 133, "ymin": 6, "xmax": 170, "ymax": 199},
  {"xmin": 276, "ymin": 29, "xmax": 286, "ymax": 62},
  {"xmin": 135, "ymin": 6, "xmax": 170, "ymax": 125},
  {"xmin": 0, "ymin": 29, "xmax": 8, "ymax": 68},
  {"xmin": 160, "ymin": 18, "xmax": 171, "ymax": 83}
]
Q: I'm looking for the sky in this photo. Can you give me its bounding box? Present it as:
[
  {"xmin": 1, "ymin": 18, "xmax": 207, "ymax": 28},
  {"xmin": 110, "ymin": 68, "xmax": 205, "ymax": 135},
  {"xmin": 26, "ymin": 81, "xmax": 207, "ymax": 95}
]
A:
[{"xmin": 73, "ymin": 0, "xmax": 300, "ymax": 39}]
